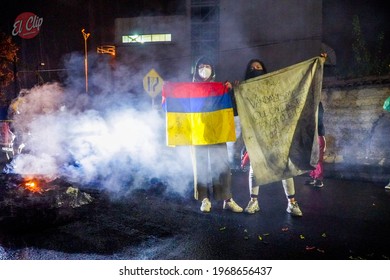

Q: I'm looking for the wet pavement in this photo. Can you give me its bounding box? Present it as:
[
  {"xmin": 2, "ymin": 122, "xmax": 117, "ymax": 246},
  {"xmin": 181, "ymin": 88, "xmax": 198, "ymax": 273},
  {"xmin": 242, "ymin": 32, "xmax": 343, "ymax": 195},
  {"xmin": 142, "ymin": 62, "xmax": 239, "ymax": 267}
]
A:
[{"xmin": 1, "ymin": 169, "xmax": 390, "ymax": 260}]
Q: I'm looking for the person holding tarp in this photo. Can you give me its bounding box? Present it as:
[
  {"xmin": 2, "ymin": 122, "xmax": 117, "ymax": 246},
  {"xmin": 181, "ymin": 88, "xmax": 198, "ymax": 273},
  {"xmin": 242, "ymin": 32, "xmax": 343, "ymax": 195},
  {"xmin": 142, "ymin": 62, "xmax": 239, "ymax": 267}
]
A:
[
  {"xmin": 234, "ymin": 55, "xmax": 327, "ymax": 216},
  {"xmin": 383, "ymin": 96, "xmax": 390, "ymax": 190},
  {"xmin": 162, "ymin": 56, "xmax": 243, "ymax": 213},
  {"xmin": 237, "ymin": 58, "xmax": 302, "ymax": 216}
]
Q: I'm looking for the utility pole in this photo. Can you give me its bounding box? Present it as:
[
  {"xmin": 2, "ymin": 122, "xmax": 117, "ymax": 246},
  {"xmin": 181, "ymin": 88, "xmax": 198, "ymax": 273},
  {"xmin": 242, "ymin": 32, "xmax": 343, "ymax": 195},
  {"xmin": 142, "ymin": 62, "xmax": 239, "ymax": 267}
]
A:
[{"xmin": 81, "ymin": 28, "xmax": 90, "ymax": 94}]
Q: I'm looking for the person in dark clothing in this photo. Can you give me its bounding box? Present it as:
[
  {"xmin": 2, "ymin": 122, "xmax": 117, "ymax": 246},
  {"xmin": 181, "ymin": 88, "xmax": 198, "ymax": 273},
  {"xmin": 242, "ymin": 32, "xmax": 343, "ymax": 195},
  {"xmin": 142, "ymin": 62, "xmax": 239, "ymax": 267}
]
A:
[
  {"xmin": 238, "ymin": 58, "xmax": 303, "ymax": 216},
  {"xmin": 383, "ymin": 96, "xmax": 390, "ymax": 190},
  {"xmin": 305, "ymin": 102, "xmax": 326, "ymax": 188},
  {"xmin": 190, "ymin": 56, "xmax": 243, "ymax": 213},
  {"xmin": 244, "ymin": 59, "xmax": 268, "ymax": 80}
]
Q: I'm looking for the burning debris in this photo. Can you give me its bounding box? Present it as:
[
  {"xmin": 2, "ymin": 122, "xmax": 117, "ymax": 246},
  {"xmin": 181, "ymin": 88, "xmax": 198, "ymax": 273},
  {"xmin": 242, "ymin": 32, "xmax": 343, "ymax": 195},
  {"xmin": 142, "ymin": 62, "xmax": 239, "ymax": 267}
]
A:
[{"xmin": 0, "ymin": 173, "xmax": 94, "ymax": 223}]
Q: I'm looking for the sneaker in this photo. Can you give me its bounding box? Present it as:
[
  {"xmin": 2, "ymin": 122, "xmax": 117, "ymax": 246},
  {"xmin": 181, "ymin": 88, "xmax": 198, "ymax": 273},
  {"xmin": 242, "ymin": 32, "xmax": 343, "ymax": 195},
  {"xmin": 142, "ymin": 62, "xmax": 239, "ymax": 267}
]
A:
[
  {"xmin": 385, "ymin": 182, "xmax": 390, "ymax": 190},
  {"xmin": 305, "ymin": 179, "xmax": 316, "ymax": 185},
  {"xmin": 223, "ymin": 198, "xmax": 243, "ymax": 213},
  {"xmin": 286, "ymin": 201, "xmax": 303, "ymax": 217},
  {"xmin": 314, "ymin": 179, "xmax": 323, "ymax": 188},
  {"xmin": 244, "ymin": 199, "xmax": 260, "ymax": 214},
  {"xmin": 200, "ymin": 198, "xmax": 211, "ymax": 212}
]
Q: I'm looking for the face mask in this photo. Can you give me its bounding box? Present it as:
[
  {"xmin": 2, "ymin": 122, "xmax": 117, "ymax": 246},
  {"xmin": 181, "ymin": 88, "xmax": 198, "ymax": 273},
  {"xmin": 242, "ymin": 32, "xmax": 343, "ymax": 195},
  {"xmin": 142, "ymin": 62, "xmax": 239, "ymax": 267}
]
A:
[
  {"xmin": 198, "ymin": 67, "xmax": 212, "ymax": 80},
  {"xmin": 247, "ymin": 70, "xmax": 265, "ymax": 79}
]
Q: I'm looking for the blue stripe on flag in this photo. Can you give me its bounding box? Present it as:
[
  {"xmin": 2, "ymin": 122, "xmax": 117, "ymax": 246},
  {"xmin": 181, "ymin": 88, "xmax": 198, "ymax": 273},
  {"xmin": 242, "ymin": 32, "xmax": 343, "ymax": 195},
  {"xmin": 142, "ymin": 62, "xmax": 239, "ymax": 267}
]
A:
[{"xmin": 165, "ymin": 93, "xmax": 232, "ymax": 113}]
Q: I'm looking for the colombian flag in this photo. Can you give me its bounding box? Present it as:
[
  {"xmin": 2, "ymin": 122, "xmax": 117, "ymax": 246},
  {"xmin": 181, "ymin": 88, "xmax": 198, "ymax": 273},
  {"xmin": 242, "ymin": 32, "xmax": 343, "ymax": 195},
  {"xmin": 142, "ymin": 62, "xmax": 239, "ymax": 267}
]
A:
[{"xmin": 162, "ymin": 82, "xmax": 236, "ymax": 146}]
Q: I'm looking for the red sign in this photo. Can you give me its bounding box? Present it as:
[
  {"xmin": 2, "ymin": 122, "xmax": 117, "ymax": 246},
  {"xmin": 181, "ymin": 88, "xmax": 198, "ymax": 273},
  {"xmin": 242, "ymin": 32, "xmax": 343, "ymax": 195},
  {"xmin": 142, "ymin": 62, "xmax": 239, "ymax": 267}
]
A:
[{"xmin": 12, "ymin": 12, "xmax": 43, "ymax": 39}]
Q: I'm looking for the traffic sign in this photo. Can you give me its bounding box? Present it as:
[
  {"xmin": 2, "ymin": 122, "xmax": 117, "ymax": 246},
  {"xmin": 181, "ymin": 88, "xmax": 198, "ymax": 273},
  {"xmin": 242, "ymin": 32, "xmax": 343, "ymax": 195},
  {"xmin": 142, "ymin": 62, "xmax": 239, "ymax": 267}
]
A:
[{"xmin": 143, "ymin": 69, "xmax": 163, "ymax": 98}]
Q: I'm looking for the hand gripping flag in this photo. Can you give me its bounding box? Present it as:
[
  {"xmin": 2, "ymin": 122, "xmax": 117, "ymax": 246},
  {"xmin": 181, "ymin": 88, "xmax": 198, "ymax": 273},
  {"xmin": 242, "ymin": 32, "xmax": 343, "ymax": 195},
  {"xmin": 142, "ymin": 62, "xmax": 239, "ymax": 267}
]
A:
[
  {"xmin": 162, "ymin": 82, "xmax": 236, "ymax": 146},
  {"xmin": 234, "ymin": 57, "xmax": 325, "ymax": 185}
]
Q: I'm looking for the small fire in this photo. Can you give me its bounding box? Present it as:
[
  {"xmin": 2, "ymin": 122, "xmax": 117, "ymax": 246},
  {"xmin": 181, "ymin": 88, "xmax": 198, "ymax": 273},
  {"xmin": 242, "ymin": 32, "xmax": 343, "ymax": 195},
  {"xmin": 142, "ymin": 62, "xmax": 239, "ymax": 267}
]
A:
[{"xmin": 21, "ymin": 178, "xmax": 42, "ymax": 193}]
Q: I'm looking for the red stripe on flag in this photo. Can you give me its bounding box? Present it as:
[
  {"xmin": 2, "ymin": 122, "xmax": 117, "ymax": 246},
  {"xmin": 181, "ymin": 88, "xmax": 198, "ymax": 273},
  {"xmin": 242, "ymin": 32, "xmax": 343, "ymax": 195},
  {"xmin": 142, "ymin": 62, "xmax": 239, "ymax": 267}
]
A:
[{"xmin": 162, "ymin": 82, "xmax": 228, "ymax": 99}]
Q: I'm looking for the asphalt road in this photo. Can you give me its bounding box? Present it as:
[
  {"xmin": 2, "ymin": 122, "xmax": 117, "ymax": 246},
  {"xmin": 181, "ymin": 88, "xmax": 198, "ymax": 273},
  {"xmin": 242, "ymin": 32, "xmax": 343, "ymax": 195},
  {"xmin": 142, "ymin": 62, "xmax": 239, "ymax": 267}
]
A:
[{"xmin": 1, "ymin": 171, "xmax": 390, "ymax": 260}]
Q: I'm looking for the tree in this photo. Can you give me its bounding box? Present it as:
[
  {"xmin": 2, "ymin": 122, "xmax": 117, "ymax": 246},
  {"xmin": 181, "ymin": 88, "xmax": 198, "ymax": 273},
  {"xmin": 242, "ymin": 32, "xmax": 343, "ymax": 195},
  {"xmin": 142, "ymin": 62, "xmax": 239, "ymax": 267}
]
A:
[
  {"xmin": 348, "ymin": 16, "xmax": 390, "ymax": 78},
  {"xmin": 0, "ymin": 32, "xmax": 19, "ymax": 98}
]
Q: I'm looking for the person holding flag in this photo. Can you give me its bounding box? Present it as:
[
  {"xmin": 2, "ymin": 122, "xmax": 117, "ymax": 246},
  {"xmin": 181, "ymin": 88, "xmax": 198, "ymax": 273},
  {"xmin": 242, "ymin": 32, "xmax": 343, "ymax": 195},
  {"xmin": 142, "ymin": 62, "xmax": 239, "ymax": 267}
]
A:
[{"xmin": 162, "ymin": 56, "xmax": 243, "ymax": 213}]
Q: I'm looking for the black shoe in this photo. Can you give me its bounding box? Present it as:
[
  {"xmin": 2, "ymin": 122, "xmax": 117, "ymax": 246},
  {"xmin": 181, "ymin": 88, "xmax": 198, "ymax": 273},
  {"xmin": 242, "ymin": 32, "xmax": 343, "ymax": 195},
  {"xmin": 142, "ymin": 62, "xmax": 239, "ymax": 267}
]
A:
[{"xmin": 314, "ymin": 180, "xmax": 323, "ymax": 188}]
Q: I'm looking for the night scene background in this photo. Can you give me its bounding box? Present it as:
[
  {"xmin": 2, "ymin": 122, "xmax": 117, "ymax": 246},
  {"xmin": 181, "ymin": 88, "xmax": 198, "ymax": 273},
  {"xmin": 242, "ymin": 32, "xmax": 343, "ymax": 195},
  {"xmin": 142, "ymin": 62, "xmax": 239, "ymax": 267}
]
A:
[
  {"xmin": 1, "ymin": 0, "xmax": 389, "ymax": 85},
  {"xmin": 0, "ymin": 0, "xmax": 390, "ymax": 264}
]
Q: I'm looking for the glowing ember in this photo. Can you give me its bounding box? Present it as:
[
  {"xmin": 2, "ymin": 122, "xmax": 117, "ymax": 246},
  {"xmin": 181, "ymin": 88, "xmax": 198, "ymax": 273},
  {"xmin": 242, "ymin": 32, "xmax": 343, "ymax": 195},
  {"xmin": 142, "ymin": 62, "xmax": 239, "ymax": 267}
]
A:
[{"xmin": 22, "ymin": 179, "xmax": 42, "ymax": 193}]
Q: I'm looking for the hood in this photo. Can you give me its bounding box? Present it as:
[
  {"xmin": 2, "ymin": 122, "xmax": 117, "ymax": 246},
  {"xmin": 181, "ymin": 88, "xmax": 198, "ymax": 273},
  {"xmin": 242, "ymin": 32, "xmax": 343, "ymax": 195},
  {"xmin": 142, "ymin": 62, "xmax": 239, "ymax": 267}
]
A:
[
  {"xmin": 192, "ymin": 56, "xmax": 216, "ymax": 82},
  {"xmin": 244, "ymin": 59, "xmax": 268, "ymax": 80}
]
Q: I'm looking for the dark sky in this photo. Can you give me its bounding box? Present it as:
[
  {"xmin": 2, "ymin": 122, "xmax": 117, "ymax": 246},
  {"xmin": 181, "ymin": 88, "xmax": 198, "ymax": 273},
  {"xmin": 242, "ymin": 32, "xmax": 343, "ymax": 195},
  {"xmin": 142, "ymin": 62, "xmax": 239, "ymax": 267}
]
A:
[
  {"xmin": 1, "ymin": 0, "xmax": 185, "ymax": 70},
  {"xmin": 1, "ymin": 0, "xmax": 388, "ymax": 72}
]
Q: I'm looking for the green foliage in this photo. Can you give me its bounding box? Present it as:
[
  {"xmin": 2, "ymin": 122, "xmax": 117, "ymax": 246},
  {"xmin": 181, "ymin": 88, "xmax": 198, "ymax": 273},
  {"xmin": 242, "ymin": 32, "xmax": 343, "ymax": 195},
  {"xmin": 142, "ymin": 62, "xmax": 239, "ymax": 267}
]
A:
[
  {"xmin": 0, "ymin": 32, "xmax": 19, "ymax": 88},
  {"xmin": 0, "ymin": 32, "xmax": 19, "ymax": 105},
  {"xmin": 341, "ymin": 15, "xmax": 390, "ymax": 78}
]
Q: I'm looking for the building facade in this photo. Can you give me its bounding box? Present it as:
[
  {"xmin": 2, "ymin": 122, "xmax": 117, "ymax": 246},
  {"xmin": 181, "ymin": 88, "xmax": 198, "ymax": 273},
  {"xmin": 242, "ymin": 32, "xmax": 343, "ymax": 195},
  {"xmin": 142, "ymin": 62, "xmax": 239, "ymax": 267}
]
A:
[{"xmin": 114, "ymin": 0, "xmax": 323, "ymax": 87}]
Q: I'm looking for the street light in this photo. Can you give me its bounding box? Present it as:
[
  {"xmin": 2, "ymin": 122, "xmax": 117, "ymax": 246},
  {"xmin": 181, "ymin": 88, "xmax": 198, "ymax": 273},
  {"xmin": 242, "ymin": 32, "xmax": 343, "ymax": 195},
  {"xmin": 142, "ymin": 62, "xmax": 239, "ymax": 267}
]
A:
[
  {"xmin": 81, "ymin": 28, "xmax": 90, "ymax": 93},
  {"xmin": 36, "ymin": 62, "xmax": 45, "ymax": 85}
]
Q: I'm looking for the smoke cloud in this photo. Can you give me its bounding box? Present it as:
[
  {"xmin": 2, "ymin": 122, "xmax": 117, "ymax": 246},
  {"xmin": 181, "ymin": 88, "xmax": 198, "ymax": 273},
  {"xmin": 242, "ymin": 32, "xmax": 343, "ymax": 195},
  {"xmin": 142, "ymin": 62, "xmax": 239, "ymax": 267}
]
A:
[{"xmin": 7, "ymin": 52, "xmax": 194, "ymax": 196}]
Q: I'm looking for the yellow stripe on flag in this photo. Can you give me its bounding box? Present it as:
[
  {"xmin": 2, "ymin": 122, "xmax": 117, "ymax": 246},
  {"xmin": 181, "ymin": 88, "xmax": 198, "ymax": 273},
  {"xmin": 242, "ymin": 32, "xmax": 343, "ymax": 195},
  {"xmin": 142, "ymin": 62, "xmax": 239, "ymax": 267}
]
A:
[{"xmin": 166, "ymin": 108, "xmax": 236, "ymax": 146}]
